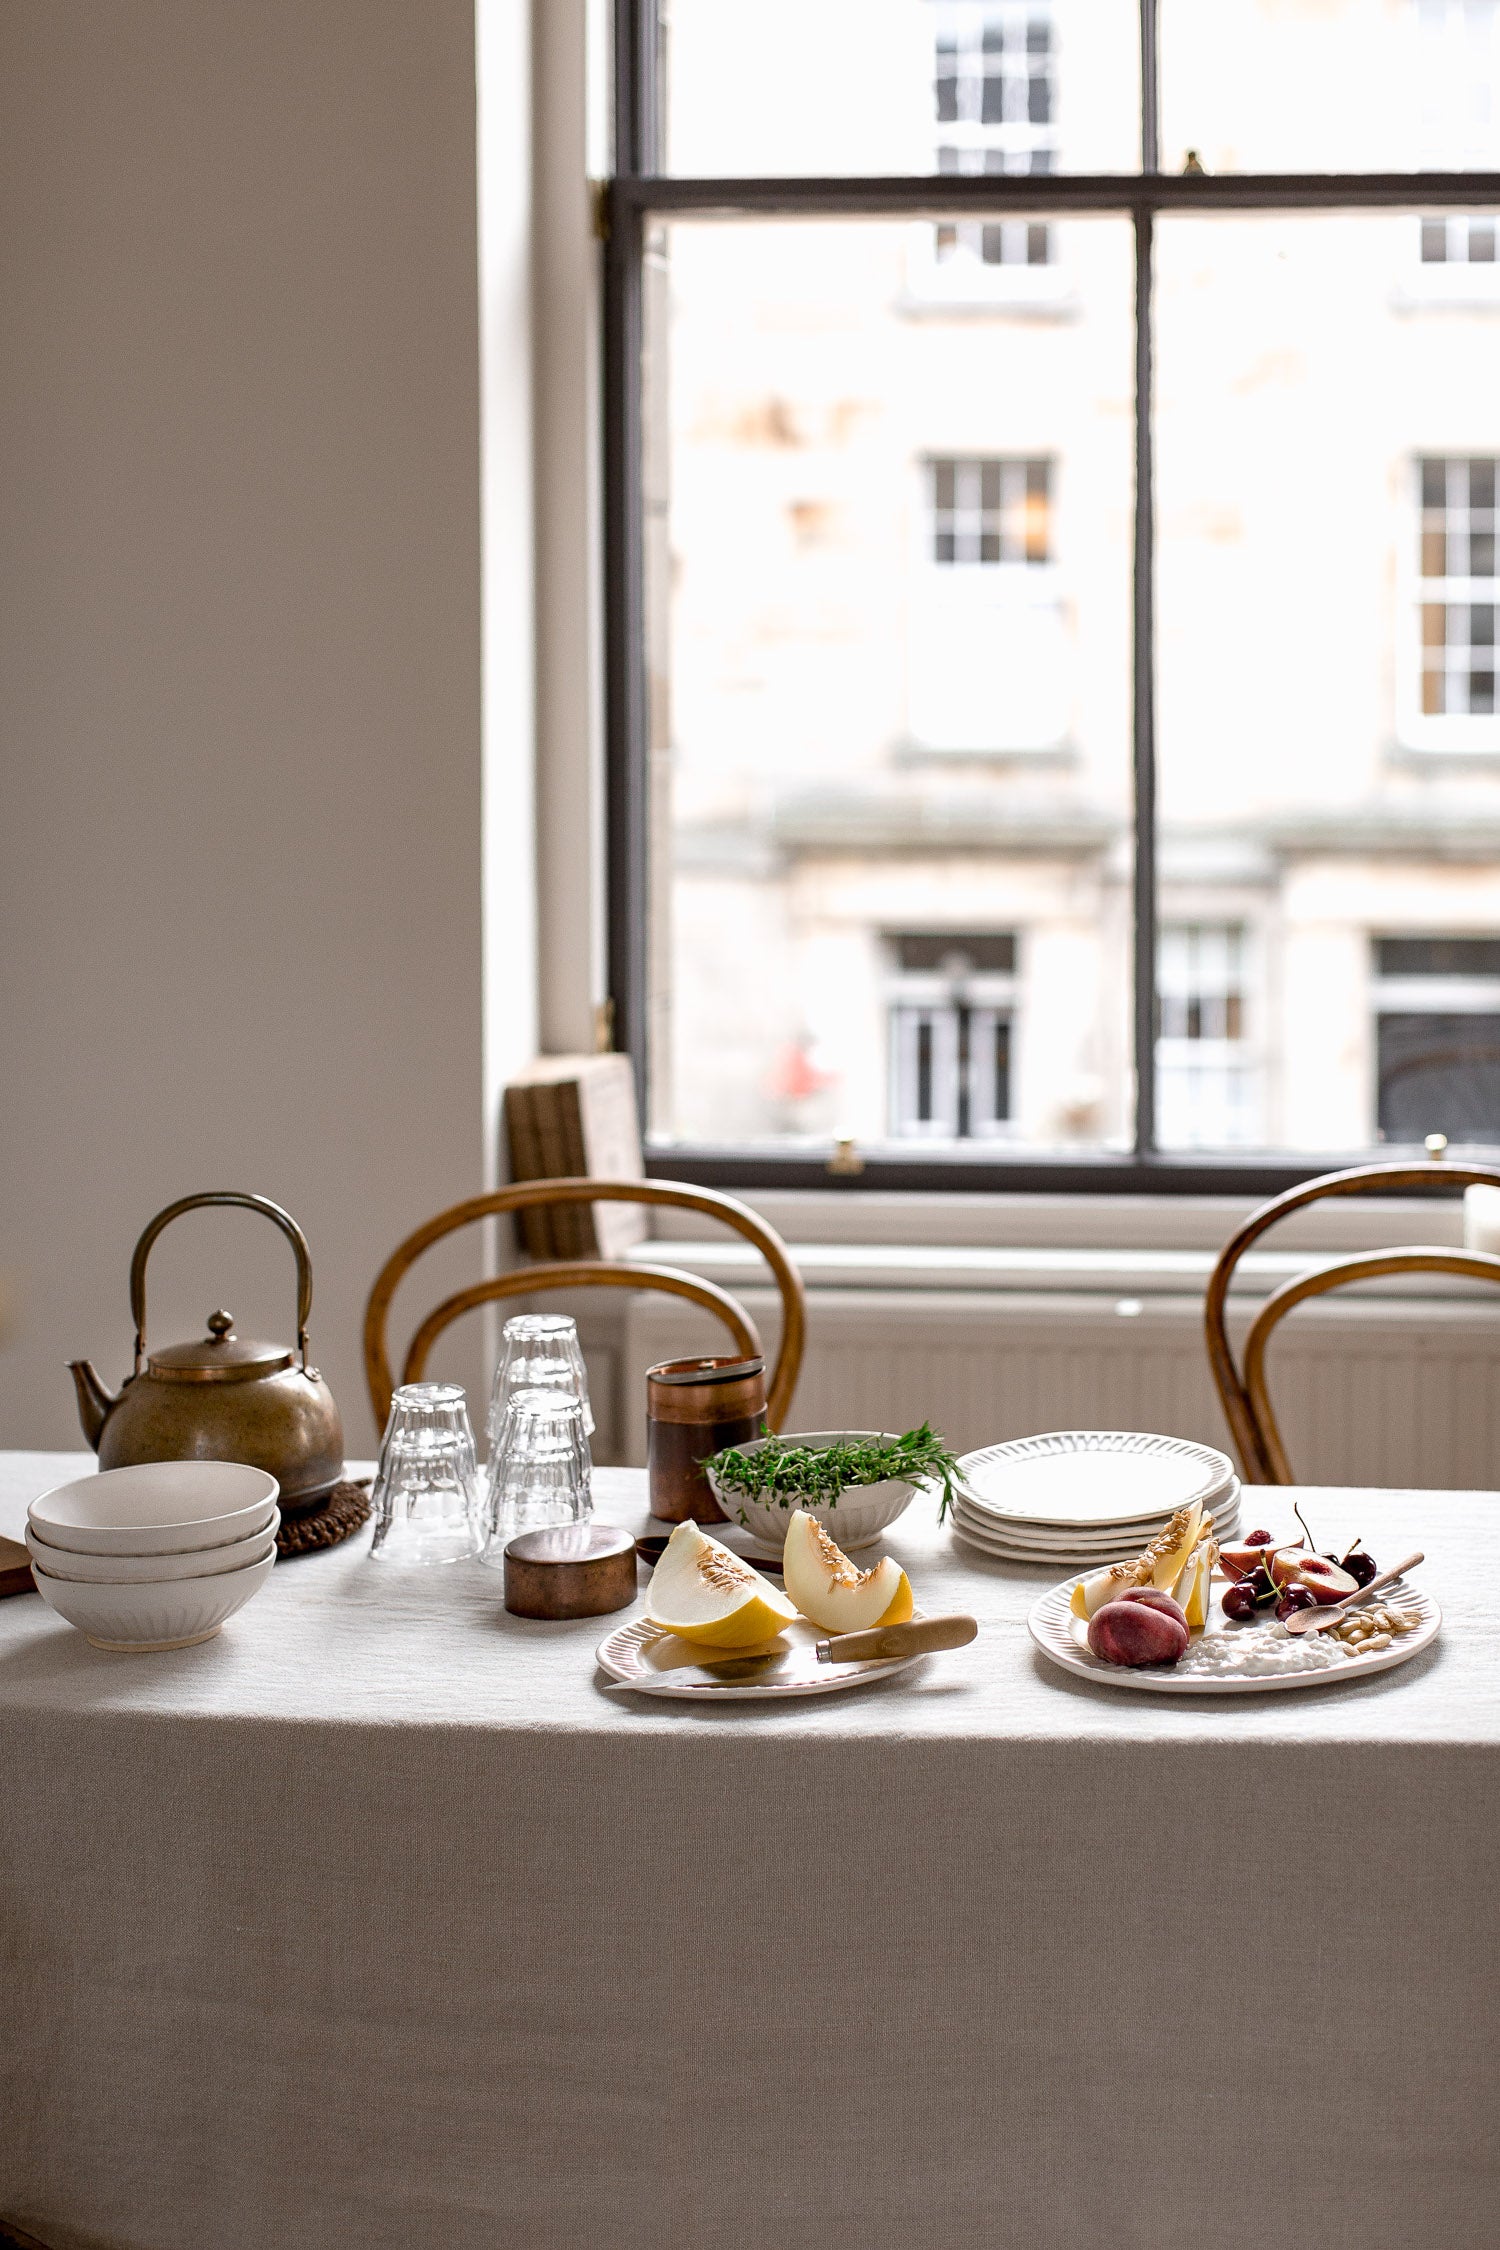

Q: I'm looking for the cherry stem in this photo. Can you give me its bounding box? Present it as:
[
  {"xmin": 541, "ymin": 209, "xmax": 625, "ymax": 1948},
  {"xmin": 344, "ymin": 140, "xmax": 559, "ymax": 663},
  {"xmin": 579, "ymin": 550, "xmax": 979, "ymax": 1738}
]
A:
[
  {"xmin": 1341, "ymin": 1534, "xmax": 1363, "ymax": 1565},
  {"xmin": 1292, "ymin": 1498, "xmax": 1316, "ymax": 1551}
]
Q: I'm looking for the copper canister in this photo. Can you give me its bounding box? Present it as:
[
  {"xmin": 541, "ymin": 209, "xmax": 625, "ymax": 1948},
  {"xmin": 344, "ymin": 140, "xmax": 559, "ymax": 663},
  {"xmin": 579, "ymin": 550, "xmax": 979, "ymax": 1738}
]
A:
[{"xmin": 646, "ymin": 1355, "xmax": 767, "ymax": 1524}]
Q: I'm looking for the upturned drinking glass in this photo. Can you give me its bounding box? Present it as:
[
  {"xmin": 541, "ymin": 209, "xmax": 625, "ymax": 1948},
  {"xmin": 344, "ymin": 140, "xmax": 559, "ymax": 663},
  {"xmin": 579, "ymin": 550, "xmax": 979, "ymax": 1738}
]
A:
[
  {"xmin": 487, "ymin": 1313, "xmax": 594, "ymax": 1440},
  {"xmin": 481, "ymin": 1387, "xmax": 593, "ymax": 1561},
  {"xmin": 369, "ymin": 1383, "xmax": 483, "ymax": 1565}
]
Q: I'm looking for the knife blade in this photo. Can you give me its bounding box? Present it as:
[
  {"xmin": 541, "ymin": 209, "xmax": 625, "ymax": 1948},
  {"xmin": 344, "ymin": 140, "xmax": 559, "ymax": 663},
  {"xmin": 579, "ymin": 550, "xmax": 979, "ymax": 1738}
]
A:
[{"xmin": 602, "ymin": 1648, "xmax": 794, "ymax": 1690}]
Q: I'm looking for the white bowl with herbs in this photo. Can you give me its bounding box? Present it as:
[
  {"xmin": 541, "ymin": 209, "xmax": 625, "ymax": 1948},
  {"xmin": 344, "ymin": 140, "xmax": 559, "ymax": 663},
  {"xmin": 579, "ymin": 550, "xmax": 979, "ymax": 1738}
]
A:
[{"xmin": 704, "ymin": 1424, "xmax": 961, "ymax": 1550}]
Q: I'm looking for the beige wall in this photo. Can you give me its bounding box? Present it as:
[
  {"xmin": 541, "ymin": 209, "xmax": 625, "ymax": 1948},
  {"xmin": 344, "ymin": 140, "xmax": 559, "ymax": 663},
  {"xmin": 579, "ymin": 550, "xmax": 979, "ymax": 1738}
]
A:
[{"xmin": 0, "ymin": 1, "xmax": 525, "ymax": 1451}]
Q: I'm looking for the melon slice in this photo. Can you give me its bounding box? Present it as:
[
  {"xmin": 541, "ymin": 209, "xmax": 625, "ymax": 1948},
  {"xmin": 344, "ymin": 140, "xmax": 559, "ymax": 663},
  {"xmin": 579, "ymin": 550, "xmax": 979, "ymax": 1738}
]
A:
[
  {"xmin": 1069, "ymin": 1501, "xmax": 1206, "ymax": 1620},
  {"xmin": 1171, "ymin": 1538, "xmax": 1213, "ymax": 1632},
  {"xmin": 781, "ymin": 1509, "xmax": 913, "ymax": 1634},
  {"xmin": 1146, "ymin": 1501, "xmax": 1204, "ymax": 1589},
  {"xmin": 645, "ymin": 1521, "xmax": 798, "ymax": 1648}
]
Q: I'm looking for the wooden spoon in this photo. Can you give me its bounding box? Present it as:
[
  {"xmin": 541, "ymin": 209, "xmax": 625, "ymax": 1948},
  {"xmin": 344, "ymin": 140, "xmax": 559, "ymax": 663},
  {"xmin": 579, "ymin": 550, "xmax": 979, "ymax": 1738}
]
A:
[{"xmin": 1281, "ymin": 1551, "xmax": 1424, "ymax": 1636}]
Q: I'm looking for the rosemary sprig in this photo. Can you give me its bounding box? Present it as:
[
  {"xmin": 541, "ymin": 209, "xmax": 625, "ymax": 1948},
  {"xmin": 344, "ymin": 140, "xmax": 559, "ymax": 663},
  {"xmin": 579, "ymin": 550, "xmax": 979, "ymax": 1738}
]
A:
[{"xmin": 705, "ymin": 1421, "xmax": 964, "ymax": 1522}]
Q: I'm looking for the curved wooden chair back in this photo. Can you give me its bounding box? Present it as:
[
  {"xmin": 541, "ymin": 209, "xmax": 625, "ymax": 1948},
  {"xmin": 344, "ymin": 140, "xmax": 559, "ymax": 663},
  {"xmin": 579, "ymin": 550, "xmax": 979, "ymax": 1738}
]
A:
[
  {"xmin": 1205, "ymin": 1159, "xmax": 1500, "ymax": 1483},
  {"xmin": 364, "ymin": 1177, "xmax": 807, "ymax": 1434}
]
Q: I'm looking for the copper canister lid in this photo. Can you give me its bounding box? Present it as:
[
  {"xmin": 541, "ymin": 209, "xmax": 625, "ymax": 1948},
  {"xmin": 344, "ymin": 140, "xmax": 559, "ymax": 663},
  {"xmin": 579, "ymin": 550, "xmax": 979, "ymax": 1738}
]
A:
[
  {"xmin": 503, "ymin": 1523, "xmax": 639, "ymax": 1619},
  {"xmin": 645, "ymin": 1355, "xmax": 766, "ymax": 1427}
]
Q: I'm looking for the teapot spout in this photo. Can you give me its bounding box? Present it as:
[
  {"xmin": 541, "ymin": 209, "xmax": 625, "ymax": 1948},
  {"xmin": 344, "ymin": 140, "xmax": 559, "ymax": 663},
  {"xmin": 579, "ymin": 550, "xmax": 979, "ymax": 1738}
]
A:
[{"xmin": 67, "ymin": 1359, "xmax": 118, "ymax": 1450}]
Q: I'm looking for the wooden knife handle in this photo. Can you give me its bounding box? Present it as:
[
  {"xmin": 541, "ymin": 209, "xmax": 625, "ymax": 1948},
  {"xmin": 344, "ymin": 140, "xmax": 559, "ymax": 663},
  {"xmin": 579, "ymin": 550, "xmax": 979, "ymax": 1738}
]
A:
[{"xmin": 815, "ymin": 1614, "xmax": 978, "ymax": 1663}]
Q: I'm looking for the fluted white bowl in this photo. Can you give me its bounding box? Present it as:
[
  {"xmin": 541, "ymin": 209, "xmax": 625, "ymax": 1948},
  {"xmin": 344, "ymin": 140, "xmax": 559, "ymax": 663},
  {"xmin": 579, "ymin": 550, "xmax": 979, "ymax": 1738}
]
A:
[
  {"xmin": 30, "ymin": 1548, "xmax": 276, "ymax": 1651},
  {"xmin": 706, "ymin": 1431, "xmax": 918, "ymax": 1551},
  {"xmin": 25, "ymin": 1516, "xmax": 279, "ymax": 1583},
  {"xmin": 29, "ymin": 1461, "xmax": 279, "ymax": 1555}
]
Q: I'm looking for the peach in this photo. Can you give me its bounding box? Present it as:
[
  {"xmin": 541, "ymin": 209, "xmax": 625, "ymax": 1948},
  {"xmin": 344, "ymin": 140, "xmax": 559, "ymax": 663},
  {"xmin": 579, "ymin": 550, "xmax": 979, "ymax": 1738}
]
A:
[
  {"xmin": 1117, "ymin": 1588, "xmax": 1189, "ymax": 1632},
  {"xmin": 1087, "ymin": 1598, "xmax": 1189, "ymax": 1668}
]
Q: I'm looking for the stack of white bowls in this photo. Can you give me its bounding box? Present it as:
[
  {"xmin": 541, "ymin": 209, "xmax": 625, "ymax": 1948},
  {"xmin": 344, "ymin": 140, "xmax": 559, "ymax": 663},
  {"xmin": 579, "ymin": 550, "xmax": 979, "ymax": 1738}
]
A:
[
  {"xmin": 950, "ymin": 1430, "xmax": 1241, "ymax": 1566},
  {"xmin": 26, "ymin": 1461, "xmax": 280, "ymax": 1651}
]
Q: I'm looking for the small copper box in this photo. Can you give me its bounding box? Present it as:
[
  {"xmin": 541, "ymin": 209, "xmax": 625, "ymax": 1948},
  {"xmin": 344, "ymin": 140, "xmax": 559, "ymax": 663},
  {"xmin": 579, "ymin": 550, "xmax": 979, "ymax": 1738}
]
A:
[{"xmin": 502, "ymin": 1523, "xmax": 639, "ymax": 1619}]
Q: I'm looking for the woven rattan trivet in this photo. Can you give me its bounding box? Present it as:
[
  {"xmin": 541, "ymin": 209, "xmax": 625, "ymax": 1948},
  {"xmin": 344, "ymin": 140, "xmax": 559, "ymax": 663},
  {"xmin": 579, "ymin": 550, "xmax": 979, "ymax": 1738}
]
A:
[{"xmin": 275, "ymin": 1478, "xmax": 371, "ymax": 1558}]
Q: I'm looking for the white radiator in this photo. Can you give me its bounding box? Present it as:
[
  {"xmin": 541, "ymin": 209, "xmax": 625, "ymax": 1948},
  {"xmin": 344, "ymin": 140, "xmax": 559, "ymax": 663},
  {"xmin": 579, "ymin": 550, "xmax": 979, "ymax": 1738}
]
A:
[{"xmin": 594, "ymin": 1284, "xmax": 1500, "ymax": 1492}]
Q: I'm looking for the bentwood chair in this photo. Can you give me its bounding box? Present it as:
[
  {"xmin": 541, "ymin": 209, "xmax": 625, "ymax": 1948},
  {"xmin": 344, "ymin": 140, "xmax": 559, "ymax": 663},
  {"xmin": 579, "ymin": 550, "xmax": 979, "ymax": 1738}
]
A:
[
  {"xmin": 1205, "ymin": 1158, "xmax": 1500, "ymax": 1484},
  {"xmin": 363, "ymin": 1178, "xmax": 807, "ymax": 1434}
]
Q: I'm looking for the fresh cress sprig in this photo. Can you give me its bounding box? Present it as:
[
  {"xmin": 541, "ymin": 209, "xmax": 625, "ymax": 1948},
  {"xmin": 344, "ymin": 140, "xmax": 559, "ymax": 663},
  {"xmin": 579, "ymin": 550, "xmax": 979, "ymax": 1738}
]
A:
[{"xmin": 705, "ymin": 1421, "xmax": 964, "ymax": 1521}]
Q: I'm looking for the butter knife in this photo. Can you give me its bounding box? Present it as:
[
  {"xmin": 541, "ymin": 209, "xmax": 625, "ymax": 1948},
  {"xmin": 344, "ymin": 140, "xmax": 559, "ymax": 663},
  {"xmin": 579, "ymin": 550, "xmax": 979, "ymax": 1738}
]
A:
[{"xmin": 601, "ymin": 1613, "xmax": 979, "ymax": 1691}]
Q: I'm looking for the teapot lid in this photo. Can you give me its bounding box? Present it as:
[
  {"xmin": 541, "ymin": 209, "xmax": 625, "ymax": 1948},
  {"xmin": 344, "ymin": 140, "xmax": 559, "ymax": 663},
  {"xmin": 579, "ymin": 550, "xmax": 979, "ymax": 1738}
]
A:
[{"xmin": 146, "ymin": 1309, "xmax": 294, "ymax": 1382}]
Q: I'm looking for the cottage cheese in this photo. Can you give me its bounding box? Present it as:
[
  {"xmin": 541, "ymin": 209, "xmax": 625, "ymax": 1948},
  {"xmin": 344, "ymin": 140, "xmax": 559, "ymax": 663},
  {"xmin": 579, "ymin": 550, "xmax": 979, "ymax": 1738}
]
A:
[{"xmin": 1170, "ymin": 1617, "xmax": 1350, "ymax": 1679}]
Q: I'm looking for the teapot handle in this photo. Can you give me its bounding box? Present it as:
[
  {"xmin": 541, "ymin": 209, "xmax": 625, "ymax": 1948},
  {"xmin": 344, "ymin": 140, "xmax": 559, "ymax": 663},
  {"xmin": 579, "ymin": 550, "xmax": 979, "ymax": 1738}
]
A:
[{"xmin": 129, "ymin": 1191, "xmax": 315, "ymax": 1376}]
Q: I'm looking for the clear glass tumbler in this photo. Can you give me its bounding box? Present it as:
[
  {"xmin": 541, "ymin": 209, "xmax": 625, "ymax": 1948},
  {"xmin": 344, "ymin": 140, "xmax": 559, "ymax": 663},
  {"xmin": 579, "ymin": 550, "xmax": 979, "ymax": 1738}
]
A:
[
  {"xmin": 369, "ymin": 1383, "xmax": 482, "ymax": 1565},
  {"xmin": 481, "ymin": 1388, "xmax": 593, "ymax": 1562},
  {"xmin": 487, "ymin": 1314, "xmax": 594, "ymax": 1441}
]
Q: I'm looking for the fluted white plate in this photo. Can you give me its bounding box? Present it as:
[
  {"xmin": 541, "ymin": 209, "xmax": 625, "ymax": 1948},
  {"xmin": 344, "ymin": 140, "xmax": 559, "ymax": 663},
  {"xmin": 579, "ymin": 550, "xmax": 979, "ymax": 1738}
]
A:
[
  {"xmin": 596, "ymin": 1612, "xmax": 929, "ymax": 1700},
  {"xmin": 951, "ymin": 1485, "xmax": 1240, "ymax": 1549},
  {"xmin": 1027, "ymin": 1570, "xmax": 1440, "ymax": 1694},
  {"xmin": 950, "ymin": 1490, "xmax": 1241, "ymax": 1566},
  {"xmin": 954, "ymin": 1475, "xmax": 1239, "ymax": 1542},
  {"xmin": 952, "ymin": 1526, "xmax": 1239, "ymax": 1570},
  {"xmin": 958, "ymin": 1431, "xmax": 1238, "ymax": 1530}
]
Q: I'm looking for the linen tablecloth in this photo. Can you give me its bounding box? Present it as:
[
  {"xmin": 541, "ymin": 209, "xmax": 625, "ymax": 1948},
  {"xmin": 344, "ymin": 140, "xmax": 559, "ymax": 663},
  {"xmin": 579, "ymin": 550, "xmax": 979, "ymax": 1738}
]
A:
[{"xmin": 0, "ymin": 1452, "xmax": 1496, "ymax": 2250}]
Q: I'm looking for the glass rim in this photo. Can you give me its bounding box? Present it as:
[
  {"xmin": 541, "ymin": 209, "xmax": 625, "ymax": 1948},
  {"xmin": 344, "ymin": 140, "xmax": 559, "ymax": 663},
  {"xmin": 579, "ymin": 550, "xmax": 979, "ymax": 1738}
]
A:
[{"xmin": 498, "ymin": 1386, "xmax": 588, "ymax": 1421}]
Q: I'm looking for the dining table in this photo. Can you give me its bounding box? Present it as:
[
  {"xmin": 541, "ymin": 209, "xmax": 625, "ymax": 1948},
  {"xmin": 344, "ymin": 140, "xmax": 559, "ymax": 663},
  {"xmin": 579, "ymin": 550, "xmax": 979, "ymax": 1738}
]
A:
[{"xmin": 0, "ymin": 1448, "xmax": 1496, "ymax": 2250}]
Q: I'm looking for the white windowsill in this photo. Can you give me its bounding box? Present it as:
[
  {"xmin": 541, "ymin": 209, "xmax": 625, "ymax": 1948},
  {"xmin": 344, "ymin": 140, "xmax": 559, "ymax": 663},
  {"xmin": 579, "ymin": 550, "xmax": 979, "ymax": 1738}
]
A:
[{"xmin": 622, "ymin": 1189, "xmax": 1477, "ymax": 1302}]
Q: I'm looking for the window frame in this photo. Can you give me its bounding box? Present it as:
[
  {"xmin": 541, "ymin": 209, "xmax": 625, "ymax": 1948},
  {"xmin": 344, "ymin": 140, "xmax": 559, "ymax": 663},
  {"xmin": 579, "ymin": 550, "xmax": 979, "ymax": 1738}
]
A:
[{"xmin": 604, "ymin": 0, "xmax": 1500, "ymax": 1197}]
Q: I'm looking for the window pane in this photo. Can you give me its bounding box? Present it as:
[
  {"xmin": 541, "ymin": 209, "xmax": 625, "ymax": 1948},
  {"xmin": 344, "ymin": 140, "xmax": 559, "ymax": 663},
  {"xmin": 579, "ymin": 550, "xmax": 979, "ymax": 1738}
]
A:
[
  {"xmin": 644, "ymin": 216, "xmax": 1135, "ymax": 1151},
  {"xmin": 1161, "ymin": 0, "xmax": 1500, "ymax": 173},
  {"xmin": 662, "ymin": 0, "xmax": 1139, "ymax": 175},
  {"xmin": 1156, "ymin": 213, "xmax": 1500, "ymax": 1153}
]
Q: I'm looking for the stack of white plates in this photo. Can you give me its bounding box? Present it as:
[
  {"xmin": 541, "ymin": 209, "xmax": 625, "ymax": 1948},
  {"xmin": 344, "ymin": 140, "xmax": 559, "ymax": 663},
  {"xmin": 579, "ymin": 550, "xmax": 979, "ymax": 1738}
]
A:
[
  {"xmin": 26, "ymin": 1460, "xmax": 280, "ymax": 1651},
  {"xmin": 950, "ymin": 1430, "xmax": 1241, "ymax": 1566}
]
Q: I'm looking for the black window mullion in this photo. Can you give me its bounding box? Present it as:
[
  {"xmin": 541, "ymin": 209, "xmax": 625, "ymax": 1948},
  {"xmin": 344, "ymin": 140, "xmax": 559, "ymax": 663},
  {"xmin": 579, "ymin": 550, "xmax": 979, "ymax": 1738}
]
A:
[
  {"xmin": 1132, "ymin": 204, "xmax": 1158, "ymax": 1160},
  {"xmin": 1133, "ymin": 0, "xmax": 1160, "ymax": 1158},
  {"xmin": 613, "ymin": 0, "xmax": 658, "ymax": 179},
  {"xmin": 602, "ymin": 190, "xmax": 648, "ymax": 1115},
  {"xmin": 1140, "ymin": 0, "xmax": 1160, "ymax": 177},
  {"xmin": 603, "ymin": 3, "xmax": 653, "ymax": 1115},
  {"xmin": 611, "ymin": 173, "xmax": 1500, "ymax": 219}
]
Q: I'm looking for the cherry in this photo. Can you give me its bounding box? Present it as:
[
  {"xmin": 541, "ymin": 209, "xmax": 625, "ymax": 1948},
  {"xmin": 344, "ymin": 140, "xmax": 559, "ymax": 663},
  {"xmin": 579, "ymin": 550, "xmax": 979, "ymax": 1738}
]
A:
[
  {"xmin": 1247, "ymin": 1567, "xmax": 1276, "ymax": 1605},
  {"xmin": 1276, "ymin": 1585, "xmax": 1319, "ymax": 1621},
  {"xmin": 1341, "ymin": 1549, "xmax": 1378, "ymax": 1589},
  {"xmin": 1244, "ymin": 1528, "xmax": 1274, "ymax": 1546},
  {"xmin": 1222, "ymin": 1581, "xmax": 1259, "ymax": 1622}
]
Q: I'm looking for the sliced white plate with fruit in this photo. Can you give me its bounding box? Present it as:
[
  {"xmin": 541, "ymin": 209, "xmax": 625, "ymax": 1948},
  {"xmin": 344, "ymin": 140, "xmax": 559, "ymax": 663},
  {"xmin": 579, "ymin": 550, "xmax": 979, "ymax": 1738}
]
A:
[
  {"xmin": 598, "ymin": 1511, "xmax": 974, "ymax": 1700},
  {"xmin": 1027, "ymin": 1505, "xmax": 1441, "ymax": 1695}
]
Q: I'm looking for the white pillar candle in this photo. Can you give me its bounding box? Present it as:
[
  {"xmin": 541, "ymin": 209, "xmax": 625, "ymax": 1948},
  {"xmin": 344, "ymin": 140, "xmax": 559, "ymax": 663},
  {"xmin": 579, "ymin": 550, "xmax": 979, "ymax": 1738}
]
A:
[{"xmin": 1463, "ymin": 1184, "xmax": 1500, "ymax": 1255}]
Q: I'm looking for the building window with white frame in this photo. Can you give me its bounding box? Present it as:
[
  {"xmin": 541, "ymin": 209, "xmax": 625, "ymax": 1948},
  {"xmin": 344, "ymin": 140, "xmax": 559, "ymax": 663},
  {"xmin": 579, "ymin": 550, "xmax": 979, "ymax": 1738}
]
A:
[
  {"xmin": 1419, "ymin": 457, "xmax": 1499, "ymax": 726},
  {"xmin": 931, "ymin": 457, "xmax": 1050, "ymax": 563},
  {"xmin": 932, "ymin": 1, "xmax": 1056, "ymax": 272},
  {"xmin": 1421, "ymin": 215, "xmax": 1497, "ymax": 264},
  {"xmin": 1374, "ymin": 934, "xmax": 1500, "ymax": 1141},
  {"xmin": 1156, "ymin": 925, "xmax": 1259, "ymax": 1149},
  {"xmin": 887, "ymin": 933, "xmax": 1017, "ymax": 1139},
  {"xmin": 910, "ymin": 456, "xmax": 1067, "ymax": 751},
  {"xmin": 1415, "ymin": 0, "xmax": 1500, "ymax": 269}
]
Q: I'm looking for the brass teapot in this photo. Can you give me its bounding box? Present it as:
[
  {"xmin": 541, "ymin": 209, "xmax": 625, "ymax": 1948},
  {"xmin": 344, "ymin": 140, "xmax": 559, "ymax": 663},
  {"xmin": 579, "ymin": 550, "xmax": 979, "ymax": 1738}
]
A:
[{"xmin": 69, "ymin": 1191, "xmax": 344, "ymax": 1512}]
